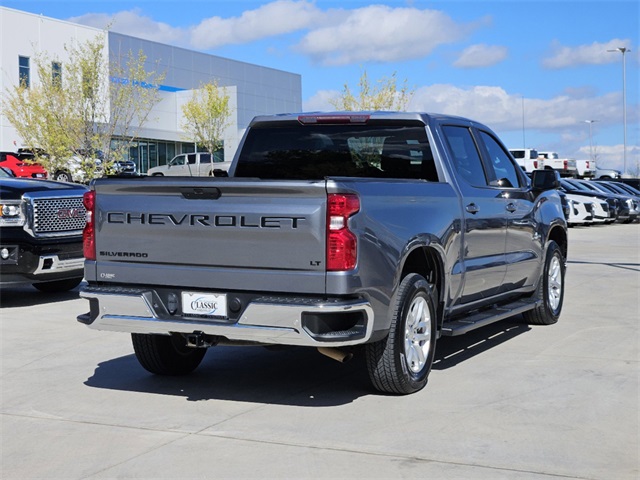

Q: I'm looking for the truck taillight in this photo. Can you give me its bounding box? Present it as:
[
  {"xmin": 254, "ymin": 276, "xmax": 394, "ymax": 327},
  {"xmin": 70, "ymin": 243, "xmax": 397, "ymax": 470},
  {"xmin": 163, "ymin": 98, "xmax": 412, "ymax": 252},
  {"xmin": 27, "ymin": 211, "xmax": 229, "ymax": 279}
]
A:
[
  {"xmin": 83, "ymin": 191, "xmax": 96, "ymax": 260},
  {"xmin": 534, "ymin": 160, "xmax": 538, "ymax": 169},
  {"xmin": 563, "ymin": 160, "xmax": 568, "ymax": 170},
  {"xmin": 327, "ymin": 193, "xmax": 359, "ymax": 271}
]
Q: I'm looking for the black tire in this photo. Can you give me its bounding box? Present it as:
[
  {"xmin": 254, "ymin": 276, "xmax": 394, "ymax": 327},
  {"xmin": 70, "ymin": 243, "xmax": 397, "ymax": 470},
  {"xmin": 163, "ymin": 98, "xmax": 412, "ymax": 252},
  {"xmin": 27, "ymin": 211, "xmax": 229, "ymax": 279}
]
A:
[
  {"xmin": 131, "ymin": 333, "xmax": 207, "ymax": 375},
  {"xmin": 33, "ymin": 277, "xmax": 82, "ymax": 292},
  {"xmin": 523, "ymin": 240, "xmax": 565, "ymax": 325},
  {"xmin": 54, "ymin": 171, "xmax": 72, "ymax": 182},
  {"xmin": 151, "ymin": 173, "xmax": 164, "ymax": 176},
  {"xmin": 365, "ymin": 273, "xmax": 437, "ymax": 395}
]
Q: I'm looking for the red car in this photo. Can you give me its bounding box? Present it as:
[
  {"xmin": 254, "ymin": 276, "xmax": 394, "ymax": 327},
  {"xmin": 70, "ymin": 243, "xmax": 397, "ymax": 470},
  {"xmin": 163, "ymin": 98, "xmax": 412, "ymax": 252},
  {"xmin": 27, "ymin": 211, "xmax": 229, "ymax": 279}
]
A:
[{"xmin": 0, "ymin": 152, "xmax": 47, "ymax": 179}]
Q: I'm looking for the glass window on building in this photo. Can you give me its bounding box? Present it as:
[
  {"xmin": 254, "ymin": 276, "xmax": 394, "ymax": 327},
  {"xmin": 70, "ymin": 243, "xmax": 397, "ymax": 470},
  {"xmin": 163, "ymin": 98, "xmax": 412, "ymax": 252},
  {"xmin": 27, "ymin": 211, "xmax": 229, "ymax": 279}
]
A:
[
  {"xmin": 181, "ymin": 142, "xmax": 196, "ymax": 154},
  {"xmin": 19, "ymin": 56, "xmax": 30, "ymax": 88},
  {"xmin": 52, "ymin": 61, "xmax": 62, "ymax": 86},
  {"xmin": 109, "ymin": 137, "xmax": 179, "ymax": 174},
  {"xmin": 148, "ymin": 143, "xmax": 158, "ymax": 169}
]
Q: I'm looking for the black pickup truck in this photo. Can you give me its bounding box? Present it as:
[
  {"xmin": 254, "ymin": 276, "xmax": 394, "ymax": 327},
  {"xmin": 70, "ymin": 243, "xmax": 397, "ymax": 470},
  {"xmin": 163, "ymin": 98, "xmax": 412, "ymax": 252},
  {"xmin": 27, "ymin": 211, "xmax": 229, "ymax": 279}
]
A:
[
  {"xmin": 0, "ymin": 169, "xmax": 87, "ymax": 291},
  {"xmin": 78, "ymin": 112, "xmax": 568, "ymax": 394}
]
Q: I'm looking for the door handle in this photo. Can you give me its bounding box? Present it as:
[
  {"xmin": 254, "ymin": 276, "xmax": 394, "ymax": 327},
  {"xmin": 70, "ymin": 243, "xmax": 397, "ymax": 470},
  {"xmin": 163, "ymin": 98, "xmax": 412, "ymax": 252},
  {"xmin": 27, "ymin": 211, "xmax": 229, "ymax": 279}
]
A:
[
  {"xmin": 466, "ymin": 203, "xmax": 479, "ymax": 214},
  {"xmin": 506, "ymin": 203, "xmax": 517, "ymax": 213}
]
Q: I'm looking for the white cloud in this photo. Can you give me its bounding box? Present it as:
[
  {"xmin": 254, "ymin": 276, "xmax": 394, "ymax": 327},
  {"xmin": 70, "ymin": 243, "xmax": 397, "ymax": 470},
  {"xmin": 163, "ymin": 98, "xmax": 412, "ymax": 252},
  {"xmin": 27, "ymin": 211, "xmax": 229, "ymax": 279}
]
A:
[
  {"xmin": 303, "ymin": 89, "xmax": 340, "ymax": 111},
  {"xmin": 408, "ymin": 84, "xmax": 639, "ymax": 171},
  {"xmin": 295, "ymin": 6, "xmax": 479, "ymax": 66},
  {"xmin": 190, "ymin": 0, "xmax": 321, "ymax": 50},
  {"xmin": 70, "ymin": 9, "xmax": 187, "ymax": 45},
  {"xmin": 409, "ymin": 84, "xmax": 625, "ymax": 132},
  {"xmin": 454, "ymin": 44, "xmax": 508, "ymax": 68},
  {"xmin": 70, "ymin": 3, "xmax": 487, "ymax": 66},
  {"xmin": 543, "ymin": 38, "xmax": 632, "ymax": 69}
]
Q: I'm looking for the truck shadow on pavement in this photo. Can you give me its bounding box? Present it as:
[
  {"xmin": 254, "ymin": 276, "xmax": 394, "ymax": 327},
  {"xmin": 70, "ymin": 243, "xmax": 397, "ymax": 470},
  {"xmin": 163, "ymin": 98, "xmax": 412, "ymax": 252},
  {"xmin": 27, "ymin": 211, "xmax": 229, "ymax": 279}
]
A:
[
  {"xmin": 84, "ymin": 318, "xmax": 531, "ymax": 406},
  {"xmin": 433, "ymin": 318, "xmax": 530, "ymax": 370},
  {"xmin": 0, "ymin": 284, "xmax": 82, "ymax": 307}
]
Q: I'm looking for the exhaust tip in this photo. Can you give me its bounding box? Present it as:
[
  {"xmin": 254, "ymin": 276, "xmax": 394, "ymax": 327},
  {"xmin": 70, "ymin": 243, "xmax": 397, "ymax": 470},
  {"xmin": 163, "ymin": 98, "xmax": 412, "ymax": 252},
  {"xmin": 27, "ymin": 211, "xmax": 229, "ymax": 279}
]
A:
[{"xmin": 317, "ymin": 347, "xmax": 353, "ymax": 363}]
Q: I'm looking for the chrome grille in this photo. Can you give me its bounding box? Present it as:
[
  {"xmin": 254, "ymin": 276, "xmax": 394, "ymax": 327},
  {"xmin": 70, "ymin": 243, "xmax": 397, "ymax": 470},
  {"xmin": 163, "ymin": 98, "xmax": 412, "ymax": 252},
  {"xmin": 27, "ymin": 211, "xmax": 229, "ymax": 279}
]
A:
[{"xmin": 31, "ymin": 196, "xmax": 86, "ymax": 236}]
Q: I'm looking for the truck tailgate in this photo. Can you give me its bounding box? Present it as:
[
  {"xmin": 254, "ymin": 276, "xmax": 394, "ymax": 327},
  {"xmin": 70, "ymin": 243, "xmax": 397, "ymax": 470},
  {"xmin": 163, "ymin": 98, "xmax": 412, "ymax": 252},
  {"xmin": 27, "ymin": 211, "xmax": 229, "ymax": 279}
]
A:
[{"xmin": 88, "ymin": 177, "xmax": 328, "ymax": 293}]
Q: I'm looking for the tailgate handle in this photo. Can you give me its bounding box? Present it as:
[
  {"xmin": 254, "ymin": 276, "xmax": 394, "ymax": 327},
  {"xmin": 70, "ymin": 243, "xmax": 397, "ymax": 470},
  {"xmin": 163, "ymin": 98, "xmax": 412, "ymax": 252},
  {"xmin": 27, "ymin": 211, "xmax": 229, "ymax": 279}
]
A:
[{"xmin": 180, "ymin": 187, "xmax": 221, "ymax": 200}]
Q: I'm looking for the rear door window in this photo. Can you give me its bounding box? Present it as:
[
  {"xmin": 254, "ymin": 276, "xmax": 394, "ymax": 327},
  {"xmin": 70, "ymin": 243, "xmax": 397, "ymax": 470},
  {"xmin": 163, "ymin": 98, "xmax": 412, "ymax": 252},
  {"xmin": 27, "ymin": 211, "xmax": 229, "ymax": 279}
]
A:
[{"xmin": 442, "ymin": 125, "xmax": 488, "ymax": 187}]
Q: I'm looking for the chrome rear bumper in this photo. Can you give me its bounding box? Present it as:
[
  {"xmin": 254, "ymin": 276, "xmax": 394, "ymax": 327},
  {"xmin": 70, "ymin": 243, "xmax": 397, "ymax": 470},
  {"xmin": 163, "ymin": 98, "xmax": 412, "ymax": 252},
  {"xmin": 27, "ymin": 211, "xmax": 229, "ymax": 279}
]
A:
[{"xmin": 78, "ymin": 286, "xmax": 374, "ymax": 347}]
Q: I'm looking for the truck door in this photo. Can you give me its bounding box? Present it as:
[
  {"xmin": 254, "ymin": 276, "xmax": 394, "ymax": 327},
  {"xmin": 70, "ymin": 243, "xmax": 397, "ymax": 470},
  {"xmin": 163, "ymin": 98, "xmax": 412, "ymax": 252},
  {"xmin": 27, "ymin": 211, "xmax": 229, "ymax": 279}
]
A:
[
  {"xmin": 441, "ymin": 125, "xmax": 507, "ymax": 303},
  {"xmin": 197, "ymin": 153, "xmax": 212, "ymax": 176},
  {"xmin": 477, "ymin": 130, "xmax": 541, "ymax": 293},
  {"xmin": 166, "ymin": 154, "xmax": 191, "ymax": 176}
]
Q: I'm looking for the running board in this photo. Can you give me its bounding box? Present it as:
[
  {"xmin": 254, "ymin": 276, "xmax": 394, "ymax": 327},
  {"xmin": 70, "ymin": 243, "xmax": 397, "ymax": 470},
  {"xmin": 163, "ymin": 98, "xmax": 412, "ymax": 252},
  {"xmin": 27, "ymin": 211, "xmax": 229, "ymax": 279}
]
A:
[{"xmin": 440, "ymin": 300, "xmax": 538, "ymax": 336}]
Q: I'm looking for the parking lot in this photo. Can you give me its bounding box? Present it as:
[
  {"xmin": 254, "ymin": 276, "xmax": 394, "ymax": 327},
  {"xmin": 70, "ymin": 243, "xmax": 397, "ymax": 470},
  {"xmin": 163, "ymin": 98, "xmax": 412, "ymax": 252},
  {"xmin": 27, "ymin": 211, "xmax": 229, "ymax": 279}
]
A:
[{"xmin": 1, "ymin": 223, "xmax": 638, "ymax": 480}]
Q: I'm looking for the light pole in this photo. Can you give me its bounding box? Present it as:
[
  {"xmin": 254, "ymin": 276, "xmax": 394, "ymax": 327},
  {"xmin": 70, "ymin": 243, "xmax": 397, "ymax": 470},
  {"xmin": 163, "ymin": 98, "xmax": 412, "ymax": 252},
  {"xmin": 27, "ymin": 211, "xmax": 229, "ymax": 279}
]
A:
[
  {"xmin": 607, "ymin": 47, "xmax": 629, "ymax": 174},
  {"xmin": 584, "ymin": 120, "xmax": 598, "ymax": 162}
]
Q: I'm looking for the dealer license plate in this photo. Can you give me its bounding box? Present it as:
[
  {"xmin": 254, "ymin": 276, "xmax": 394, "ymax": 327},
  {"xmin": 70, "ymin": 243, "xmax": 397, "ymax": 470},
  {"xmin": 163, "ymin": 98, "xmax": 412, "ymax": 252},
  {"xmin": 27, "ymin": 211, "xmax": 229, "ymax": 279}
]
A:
[{"xmin": 182, "ymin": 291, "xmax": 227, "ymax": 318}]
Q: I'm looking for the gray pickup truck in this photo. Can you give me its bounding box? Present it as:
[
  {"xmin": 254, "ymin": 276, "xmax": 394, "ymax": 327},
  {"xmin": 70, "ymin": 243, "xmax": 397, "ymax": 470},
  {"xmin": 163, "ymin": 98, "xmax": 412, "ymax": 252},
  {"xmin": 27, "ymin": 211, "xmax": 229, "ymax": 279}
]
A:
[{"xmin": 78, "ymin": 112, "xmax": 568, "ymax": 395}]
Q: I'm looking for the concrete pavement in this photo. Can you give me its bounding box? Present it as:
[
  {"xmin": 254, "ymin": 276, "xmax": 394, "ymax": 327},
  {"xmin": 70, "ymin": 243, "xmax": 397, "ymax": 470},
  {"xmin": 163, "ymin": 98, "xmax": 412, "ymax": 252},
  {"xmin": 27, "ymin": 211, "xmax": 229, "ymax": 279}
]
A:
[{"xmin": 1, "ymin": 223, "xmax": 638, "ymax": 479}]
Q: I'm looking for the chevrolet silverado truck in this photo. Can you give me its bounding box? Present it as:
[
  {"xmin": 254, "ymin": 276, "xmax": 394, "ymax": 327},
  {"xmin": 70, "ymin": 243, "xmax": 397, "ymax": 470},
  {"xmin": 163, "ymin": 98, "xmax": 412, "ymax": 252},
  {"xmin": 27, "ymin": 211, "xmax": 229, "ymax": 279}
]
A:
[
  {"xmin": 77, "ymin": 112, "xmax": 568, "ymax": 395},
  {"xmin": 0, "ymin": 169, "xmax": 87, "ymax": 291}
]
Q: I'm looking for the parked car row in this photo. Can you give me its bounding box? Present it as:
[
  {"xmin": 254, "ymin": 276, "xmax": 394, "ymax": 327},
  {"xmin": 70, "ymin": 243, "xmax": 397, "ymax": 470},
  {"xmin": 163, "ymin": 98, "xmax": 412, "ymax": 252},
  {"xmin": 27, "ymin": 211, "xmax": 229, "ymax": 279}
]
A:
[
  {"xmin": 557, "ymin": 178, "xmax": 639, "ymax": 227},
  {"xmin": 0, "ymin": 149, "xmax": 137, "ymax": 183},
  {"xmin": 508, "ymin": 148, "xmax": 628, "ymax": 181}
]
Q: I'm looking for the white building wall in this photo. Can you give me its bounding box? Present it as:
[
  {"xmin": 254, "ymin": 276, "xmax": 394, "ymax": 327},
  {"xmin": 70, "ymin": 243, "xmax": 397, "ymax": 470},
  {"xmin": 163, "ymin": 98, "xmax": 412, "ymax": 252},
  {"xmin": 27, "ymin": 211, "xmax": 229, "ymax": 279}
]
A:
[
  {"xmin": 1, "ymin": 7, "xmax": 302, "ymax": 167},
  {"xmin": 0, "ymin": 7, "xmax": 106, "ymax": 151}
]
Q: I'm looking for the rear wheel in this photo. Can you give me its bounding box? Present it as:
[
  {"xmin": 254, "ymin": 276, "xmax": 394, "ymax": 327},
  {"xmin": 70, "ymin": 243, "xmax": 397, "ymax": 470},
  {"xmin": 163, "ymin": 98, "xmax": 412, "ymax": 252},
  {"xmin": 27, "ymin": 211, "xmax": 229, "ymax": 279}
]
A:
[
  {"xmin": 365, "ymin": 273, "xmax": 437, "ymax": 395},
  {"xmin": 523, "ymin": 240, "xmax": 565, "ymax": 325},
  {"xmin": 151, "ymin": 173, "xmax": 164, "ymax": 176},
  {"xmin": 132, "ymin": 333, "xmax": 207, "ymax": 375}
]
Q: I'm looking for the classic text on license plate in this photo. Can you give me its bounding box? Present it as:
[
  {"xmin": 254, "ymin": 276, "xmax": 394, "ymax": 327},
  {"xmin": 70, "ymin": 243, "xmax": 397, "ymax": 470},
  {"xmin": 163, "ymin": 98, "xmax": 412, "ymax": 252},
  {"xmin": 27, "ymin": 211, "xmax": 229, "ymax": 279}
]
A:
[{"xmin": 182, "ymin": 291, "xmax": 227, "ymax": 317}]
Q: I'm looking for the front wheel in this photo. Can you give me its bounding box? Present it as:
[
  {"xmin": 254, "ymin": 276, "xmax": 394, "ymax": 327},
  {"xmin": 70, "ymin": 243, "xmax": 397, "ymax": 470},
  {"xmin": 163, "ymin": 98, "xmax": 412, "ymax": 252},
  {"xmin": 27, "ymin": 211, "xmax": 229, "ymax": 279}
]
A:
[
  {"xmin": 365, "ymin": 273, "xmax": 437, "ymax": 395},
  {"xmin": 54, "ymin": 171, "xmax": 72, "ymax": 182},
  {"xmin": 523, "ymin": 240, "xmax": 565, "ymax": 325},
  {"xmin": 132, "ymin": 333, "xmax": 207, "ymax": 375}
]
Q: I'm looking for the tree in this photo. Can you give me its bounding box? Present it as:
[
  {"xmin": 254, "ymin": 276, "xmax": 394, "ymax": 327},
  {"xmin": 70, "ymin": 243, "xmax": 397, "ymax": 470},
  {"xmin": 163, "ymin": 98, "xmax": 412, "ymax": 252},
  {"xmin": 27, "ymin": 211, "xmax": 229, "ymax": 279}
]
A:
[
  {"xmin": 329, "ymin": 70, "xmax": 414, "ymax": 169},
  {"xmin": 2, "ymin": 31, "xmax": 165, "ymax": 180},
  {"xmin": 329, "ymin": 70, "xmax": 413, "ymax": 112},
  {"xmin": 180, "ymin": 81, "xmax": 232, "ymax": 156}
]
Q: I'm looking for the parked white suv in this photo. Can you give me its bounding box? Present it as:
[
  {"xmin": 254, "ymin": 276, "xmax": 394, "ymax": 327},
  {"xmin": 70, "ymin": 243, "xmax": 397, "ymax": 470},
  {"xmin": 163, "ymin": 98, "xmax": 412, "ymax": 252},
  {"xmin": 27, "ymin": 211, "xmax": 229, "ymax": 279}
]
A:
[{"xmin": 147, "ymin": 152, "xmax": 231, "ymax": 177}]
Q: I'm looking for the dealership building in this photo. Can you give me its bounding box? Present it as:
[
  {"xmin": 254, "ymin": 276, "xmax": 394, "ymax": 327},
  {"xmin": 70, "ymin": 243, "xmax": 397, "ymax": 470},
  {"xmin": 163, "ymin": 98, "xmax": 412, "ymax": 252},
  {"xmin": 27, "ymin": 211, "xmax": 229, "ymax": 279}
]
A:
[{"xmin": 0, "ymin": 7, "xmax": 302, "ymax": 173}]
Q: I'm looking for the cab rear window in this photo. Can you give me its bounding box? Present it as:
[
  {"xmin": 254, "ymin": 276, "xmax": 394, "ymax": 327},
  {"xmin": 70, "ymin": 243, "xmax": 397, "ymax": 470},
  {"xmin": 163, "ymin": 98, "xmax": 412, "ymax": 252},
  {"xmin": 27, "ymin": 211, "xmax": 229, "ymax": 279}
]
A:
[{"xmin": 234, "ymin": 125, "xmax": 438, "ymax": 181}]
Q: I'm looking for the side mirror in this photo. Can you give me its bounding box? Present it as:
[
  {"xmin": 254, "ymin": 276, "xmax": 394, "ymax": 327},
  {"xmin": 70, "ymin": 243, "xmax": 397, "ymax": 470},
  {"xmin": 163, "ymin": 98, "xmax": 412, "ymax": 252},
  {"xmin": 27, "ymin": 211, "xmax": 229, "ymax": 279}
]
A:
[{"xmin": 531, "ymin": 169, "xmax": 560, "ymax": 192}]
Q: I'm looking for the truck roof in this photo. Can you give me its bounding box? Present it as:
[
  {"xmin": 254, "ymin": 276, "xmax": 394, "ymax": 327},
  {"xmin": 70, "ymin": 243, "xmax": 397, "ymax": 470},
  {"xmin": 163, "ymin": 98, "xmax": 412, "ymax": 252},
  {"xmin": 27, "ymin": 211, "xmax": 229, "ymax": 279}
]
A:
[{"xmin": 248, "ymin": 111, "xmax": 486, "ymax": 128}]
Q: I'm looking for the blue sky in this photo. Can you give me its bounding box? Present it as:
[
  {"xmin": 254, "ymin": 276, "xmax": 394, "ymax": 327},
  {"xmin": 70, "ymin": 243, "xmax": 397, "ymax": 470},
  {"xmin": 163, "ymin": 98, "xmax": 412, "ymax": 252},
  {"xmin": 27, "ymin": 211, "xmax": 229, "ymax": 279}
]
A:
[{"xmin": 5, "ymin": 0, "xmax": 639, "ymax": 173}]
